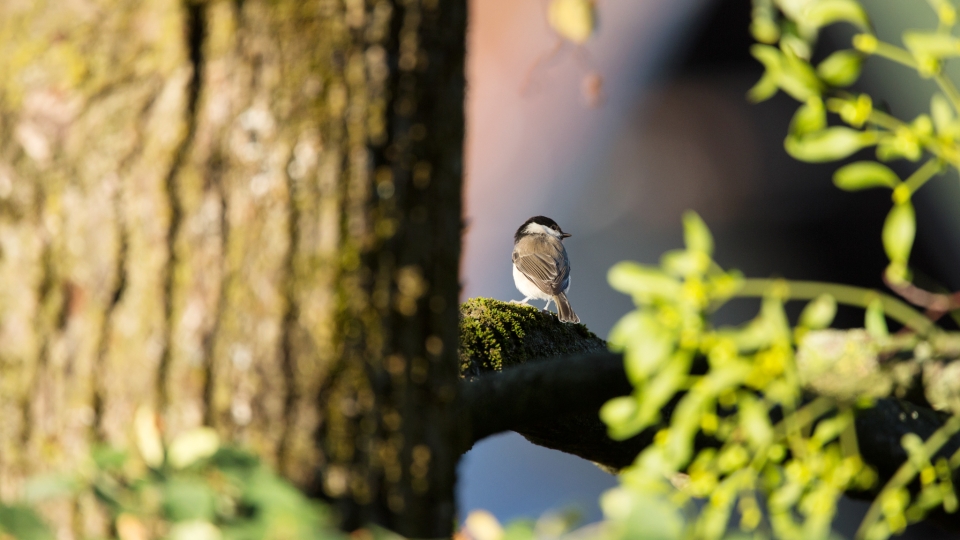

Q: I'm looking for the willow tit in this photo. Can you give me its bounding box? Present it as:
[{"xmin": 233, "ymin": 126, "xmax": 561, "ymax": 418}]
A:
[{"xmin": 511, "ymin": 216, "xmax": 580, "ymax": 323}]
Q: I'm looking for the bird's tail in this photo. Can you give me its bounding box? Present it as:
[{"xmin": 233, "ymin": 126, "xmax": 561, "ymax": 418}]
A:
[{"xmin": 555, "ymin": 292, "xmax": 580, "ymax": 323}]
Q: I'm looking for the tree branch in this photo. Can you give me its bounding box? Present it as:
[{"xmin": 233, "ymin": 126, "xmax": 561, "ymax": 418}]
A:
[{"xmin": 457, "ymin": 298, "xmax": 960, "ymax": 529}]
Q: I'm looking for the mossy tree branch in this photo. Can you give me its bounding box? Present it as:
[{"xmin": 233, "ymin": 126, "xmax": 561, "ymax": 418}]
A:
[{"xmin": 458, "ymin": 298, "xmax": 960, "ymax": 529}]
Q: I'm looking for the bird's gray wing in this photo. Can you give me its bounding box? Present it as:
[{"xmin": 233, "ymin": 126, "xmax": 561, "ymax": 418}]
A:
[{"xmin": 512, "ymin": 236, "xmax": 570, "ymax": 296}]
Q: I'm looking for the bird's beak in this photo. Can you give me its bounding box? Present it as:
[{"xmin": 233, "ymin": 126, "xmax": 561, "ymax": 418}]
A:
[{"xmin": 561, "ymin": 232, "xmax": 572, "ymax": 238}]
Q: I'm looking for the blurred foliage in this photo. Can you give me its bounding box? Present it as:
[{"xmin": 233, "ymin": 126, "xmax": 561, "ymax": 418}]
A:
[
  {"xmin": 585, "ymin": 0, "xmax": 960, "ymax": 539},
  {"xmin": 0, "ymin": 405, "xmax": 368, "ymax": 540},
  {"xmin": 12, "ymin": 1, "xmax": 960, "ymax": 539}
]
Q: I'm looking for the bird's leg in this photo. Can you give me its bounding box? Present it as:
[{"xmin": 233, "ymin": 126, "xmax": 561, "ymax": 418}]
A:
[
  {"xmin": 510, "ymin": 296, "xmax": 533, "ymax": 305},
  {"xmin": 543, "ymin": 298, "xmax": 554, "ymax": 312}
]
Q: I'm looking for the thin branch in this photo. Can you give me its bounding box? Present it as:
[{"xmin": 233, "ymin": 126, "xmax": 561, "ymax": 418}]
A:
[
  {"xmin": 904, "ymin": 157, "xmax": 944, "ymax": 195},
  {"xmin": 856, "ymin": 408, "xmax": 960, "ymax": 538},
  {"xmin": 735, "ymin": 278, "xmax": 935, "ymax": 334}
]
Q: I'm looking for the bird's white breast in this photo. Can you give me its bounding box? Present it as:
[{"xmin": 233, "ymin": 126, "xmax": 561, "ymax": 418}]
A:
[{"xmin": 513, "ymin": 264, "xmax": 551, "ymax": 300}]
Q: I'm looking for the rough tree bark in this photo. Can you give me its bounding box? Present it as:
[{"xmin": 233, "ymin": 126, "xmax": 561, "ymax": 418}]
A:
[{"xmin": 0, "ymin": 0, "xmax": 464, "ymax": 538}]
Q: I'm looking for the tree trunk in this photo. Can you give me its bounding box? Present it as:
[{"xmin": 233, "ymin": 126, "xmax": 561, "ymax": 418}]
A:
[{"xmin": 0, "ymin": 0, "xmax": 465, "ymax": 537}]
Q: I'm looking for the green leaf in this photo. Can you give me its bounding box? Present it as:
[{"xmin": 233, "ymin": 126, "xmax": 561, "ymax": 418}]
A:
[
  {"xmin": 913, "ymin": 114, "xmax": 934, "ymax": 138},
  {"xmin": 882, "ymin": 201, "xmax": 916, "ymax": 264},
  {"xmin": 168, "ymin": 428, "xmax": 220, "ymax": 469},
  {"xmin": 789, "ymin": 97, "xmax": 826, "ymax": 136},
  {"xmin": 903, "ymin": 30, "xmax": 960, "ymax": 58},
  {"xmin": 876, "ymin": 129, "xmax": 922, "ymax": 162},
  {"xmin": 740, "ymin": 396, "xmax": 774, "ymax": 449},
  {"xmin": 660, "ymin": 250, "xmax": 710, "ymax": 278},
  {"xmin": 837, "ymin": 93, "xmax": 873, "ymax": 127},
  {"xmin": 548, "ymin": 0, "xmax": 595, "ymax": 44},
  {"xmin": 799, "ymin": 294, "xmax": 837, "ymax": 329},
  {"xmin": 780, "ymin": 49, "xmax": 825, "ymax": 100},
  {"xmin": 168, "ymin": 521, "xmax": 221, "ymax": 540},
  {"xmin": 682, "ymin": 211, "xmax": 713, "ymax": 255},
  {"xmin": 803, "ymin": 0, "xmax": 871, "ymax": 31},
  {"xmin": 608, "ymin": 262, "xmax": 681, "ymax": 304},
  {"xmin": 816, "ymin": 50, "xmax": 863, "ymax": 86},
  {"xmin": 810, "ymin": 411, "xmax": 852, "ymax": 447},
  {"xmin": 748, "ymin": 44, "xmax": 823, "ymax": 101},
  {"xmin": 865, "ymin": 297, "xmax": 889, "ymax": 338},
  {"xmin": 134, "ymin": 405, "xmax": 164, "ymax": 468},
  {"xmin": 0, "ymin": 505, "xmax": 54, "ymax": 540},
  {"xmin": 634, "ymin": 355, "xmax": 689, "ymax": 431},
  {"xmin": 748, "ymin": 45, "xmax": 783, "ymax": 102},
  {"xmin": 22, "ymin": 475, "xmax": 79, "ymax": 503},
  {"xmin": 747, "ymin": 72, "xmax": 780, "ymax": 103},
  {"xmin": 502, "ymin": 520, "xmax": 536, "ymax": 540},
  {"xmin": 785, "ymin": 127, "xmax": 877, "ymax": 162},
  {"xmin": 91, "ymin": 446, "xmax": 128, "ymax": 471},
  {"xmin": 163, "ymin": 478, "xmax": 217, "ymax": 522},
  {"xmin": 931, "ymin": 93, "xmax": 955, "ymax": 136},
  {"xmin": 599, "ymin": 396, "xmax": 639, "ymax": 436},
  {"xmin": 609, "ymin": 312, "xmax": 675, "ymax": 383},
  {"xmin": 833, "ymin": 161, "xmax": 900, "ymax": 190},
  {"xmin": 751, "ymin": 16, "xmax": 780, "ymax": 44},
  {"xmin": 929, "ymin": 0, "xmax": 957, "ymax": 25}
]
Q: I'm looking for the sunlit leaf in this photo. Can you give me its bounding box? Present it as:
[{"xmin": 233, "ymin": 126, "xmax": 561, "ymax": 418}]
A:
[
  {"xmin": 608, "ymin": 262, "xmax": 681, "ymax": 304},
  {"xmin": 799, "ymin": 294, "xmax": 837, "ymax": 329},
  {"xmin": 635, "ymin": 354, "xmax": 690, "ymax": 431},
  {"xmin": 599, "ymin": 396, "xmax": 639, "ymax": 437},
  {"xmin": 600, "ymin": 488, "xmax": 685, "ymax": 538},
  {"xmin": 609, "ymin": 312, "xmax": 675, "ymax": 383},
  {"xmin": 780, "ymin": 49, "xmax": 825, "ymax": 100},
  {"xmin": 0, "ymin": 504, "xmax": 53, "ymax": 540},
  {"xmin": 784, "ymin": 127, "xmax": 877, "ymax": 162},
  {"xmin": 833, "ymin": 161, "xmax": 900, "ymax": 190},
  {"xmin": 740, "ymin": 396, "xmax": 774, "ymax": 449},
  {"xmin": 882, "ymin": 201, "xmax": 916, "ymax": 264},
  {"xmin": 748, "ymin": 45, "xmax": 783, "ymax": 102},
  {"xmin": 134, "ymin": 405, "xmax": 164, "ymax": 468},
  {"xmin": 837, "ymin": 93, "xmax": 873, "ymax": 127},
  {"xmin": 22, "ymin": 475, "xmax": 79, "ymax": 503},
  {"xmin": 683, "ymin": 210, "xmax": 714, "ymax": 255},
  {"xmin": 749, "ymin": 44, "xmax": 823, "ymax": 101},
  {"xmin": 548, "ymin": 0, "xmax": 595, "ymax": 44},
  {"xmin": 929, "ymin": 0, "xmax": 957, "ymax": 25},
  {"xmin": 876, "ymin": 128, "xmax": 922, "ymax": 162},
  {"xmin": 903, "ymin": 30, "xmax": 960, "ymax": 58},
  {"xmin": 852, "ymin": 33, "xmax": 878, "ymax": 53},
  {"xmin": 168, "ymin": 520, "xmax": 221, "ymax": 540},
  {"xmin": 817, "ymin": 49, "xmax": 863, "ymax": 86},
  {"xmin": 751, "ymin": 16, "xmax": 780, "ymax": 44},
  {"xmin": 464, "ymin": 510, "xmax": 504, "ymax": 540},
  {"xmin": 661, "ymin": 250, "xmax": 710, "ymax": 278},
  {"xmin": 789, "ymin": 97, "xmax": 826, "ymax": 136},
  {"xmin": 164, "ymin": 479, "xmax": 217, "ymax": 522},
  {"xmin": 168, "ymin": 428, "xmax": 220, "ymax": 469},
  {"xmin": 931, "ymin": 93, "xmax": 955, "ymax": 136},
  {"xmin": 803, "ymin": 0, "xmax": 870, "ymax": 31},
  {"xmin": 912, "ymin": 114, "xmax": 934, "ymax": 138}
]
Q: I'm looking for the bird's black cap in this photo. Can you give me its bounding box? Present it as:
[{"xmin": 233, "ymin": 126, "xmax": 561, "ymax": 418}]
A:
[{"xmin": 515, "ymin": 216, "xmax": 570, "ymax": 242}]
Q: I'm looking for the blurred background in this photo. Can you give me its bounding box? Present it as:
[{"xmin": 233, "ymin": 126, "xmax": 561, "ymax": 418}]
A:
[{"xmin": 458, "ymin": 0, "xmax": 960, "ymax": 536}]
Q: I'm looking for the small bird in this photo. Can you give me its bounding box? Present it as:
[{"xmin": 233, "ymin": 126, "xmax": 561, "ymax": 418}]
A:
[{"xmin": 511, "ymin": 216, "xmax": 580, "ymax": 323}]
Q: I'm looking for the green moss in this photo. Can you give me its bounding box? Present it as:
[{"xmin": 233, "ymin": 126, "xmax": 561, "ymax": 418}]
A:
[{"xmin": 458, "ymin": 297, "xmax": 607, "ymax": 377}]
